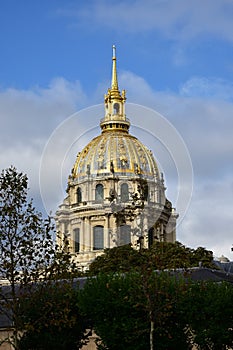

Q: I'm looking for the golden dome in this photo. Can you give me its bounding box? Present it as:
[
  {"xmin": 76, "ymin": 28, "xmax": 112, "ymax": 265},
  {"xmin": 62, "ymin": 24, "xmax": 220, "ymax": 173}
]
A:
[
  {"xmin": 56, "ymin": 46, "xmax": 177, "ymax": 268},
  {"xmin": 72, "ymin": 130, "xmax": 159, "ymax": 180},
  {"xmin": 72, "ymin": 46, "xmax": 160, "ymax": 182}
]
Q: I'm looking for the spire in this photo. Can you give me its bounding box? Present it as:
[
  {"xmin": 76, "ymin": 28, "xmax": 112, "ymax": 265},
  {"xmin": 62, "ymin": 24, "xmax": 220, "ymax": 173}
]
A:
[
  {"xmin": 108, "ymin": 45, "xmax": 121, "ymax": 99},
  {"xmin": 111, "ymin": 45, "xmax": 119, "ymax": 91},
  {"xmin": 100, "ymin": 45, "xmax": 130, "ymax": 133}
]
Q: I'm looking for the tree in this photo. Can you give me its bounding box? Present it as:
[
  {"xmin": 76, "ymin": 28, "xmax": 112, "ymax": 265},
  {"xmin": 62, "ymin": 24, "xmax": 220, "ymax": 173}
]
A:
[
  {"xmin": 0, "ymin": 167, "xmax": 83, "ymax": 349},
  {"xmin": 88, "ymin": 244, "xmax": 146, "ymax": 276},
  {"xmin": 79, "ymin": 272, "xmax": 149, "ymax": 350},
  {"xmin": 18, "ymin": 281, "xmax": 90, "ymax": 350},
  {"xmin": 80, "ymin": 272, "xmax": 233, "ymax": 350},
  {"xmin": 79, "ymin": 271, "xmax": 190, "ymax": 350},
  {"xmin": 88, "ymin": 241, "xmax": 216, "ymax": 276},
  {"xmin": 144, "ymin": 241, "xmax": 216, "ymax": 270},
  {"xmin": 86, "ymin": 242, "xmax": 220, "ymax": 349},
  {"xmin": 183, "ymin": 280, "xmax": 233, "ymax": 349}
]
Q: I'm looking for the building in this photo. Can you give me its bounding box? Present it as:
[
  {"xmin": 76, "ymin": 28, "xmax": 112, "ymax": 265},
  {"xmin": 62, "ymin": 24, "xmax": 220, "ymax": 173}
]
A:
[{"xmin": 55, "ymin": 46, "xmax": 178, "ymax": 268}]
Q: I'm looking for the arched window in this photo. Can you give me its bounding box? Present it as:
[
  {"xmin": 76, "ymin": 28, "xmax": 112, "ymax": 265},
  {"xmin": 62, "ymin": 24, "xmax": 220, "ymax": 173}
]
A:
[
  {"xmin": 121, "ymin": 183, "xmax": 129, "ymax": 202},
  {"xmin": 113, "ymin": 103, "xmax": 119, "ymax": 115},
  {"xmin": 95, "ymin": 184, "xmax": 104, "ymax": 202},
  {"xmin": 77, "ymin": 187, "xmax": 82, "ymax": 203},
  {"xmin": 73, "ymin": 228, "xmax": 80, "ymax": 252},
  {"xmin": 143, "ymin": 184, "xmax": 149, "ymax": 201},
  {"xmin": 119, "ymin": 225, "xmax": 131, "ymax": 245},
  {"xmin": 148, "ymin": 227, "xmax": 154, "ymax": 249},
  {"xmin": 93, "ymin": 226, "xmax": 104, "ymax": 250}
]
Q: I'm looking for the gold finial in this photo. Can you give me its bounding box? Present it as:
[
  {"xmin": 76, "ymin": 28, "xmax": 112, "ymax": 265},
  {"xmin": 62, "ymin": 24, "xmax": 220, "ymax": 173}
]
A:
[{"xmin": 111, "ymin": 44, "xmax": 119, "ymax": 91}]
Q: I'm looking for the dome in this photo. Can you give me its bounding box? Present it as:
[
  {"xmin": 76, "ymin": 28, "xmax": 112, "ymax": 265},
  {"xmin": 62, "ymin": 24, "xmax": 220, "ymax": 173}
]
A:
[
  {"xmin": 72, "ymin": 130, "xmax": 160, "ymax": 180},
  {"xmin": 56, "ymin": 45, "xmax": 178, "ymax": 269},
  {"xmin": 72, "ymin": 46, "xmax": 160, "ymax": 183}
]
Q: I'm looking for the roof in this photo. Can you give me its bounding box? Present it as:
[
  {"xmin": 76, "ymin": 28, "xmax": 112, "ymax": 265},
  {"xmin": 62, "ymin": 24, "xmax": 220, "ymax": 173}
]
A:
[{"xmin": 72, "ymin": 132, "xmax": 160, "ymax": 181}]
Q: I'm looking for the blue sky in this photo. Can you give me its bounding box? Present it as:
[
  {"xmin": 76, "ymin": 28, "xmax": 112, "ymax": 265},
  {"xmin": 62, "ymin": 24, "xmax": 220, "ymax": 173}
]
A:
[{"xmin": 1, "ymin": 0, "xmax": 233, "ymax": 259}]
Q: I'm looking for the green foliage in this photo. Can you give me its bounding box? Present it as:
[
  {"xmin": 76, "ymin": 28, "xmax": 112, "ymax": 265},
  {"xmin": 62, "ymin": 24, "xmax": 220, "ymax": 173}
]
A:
[
  {"xmin": 145, "ymin": 241, "xmax": 216, "ymax": 270},
  {"xmin": 88, "ymin": 244, "xmax": 146, "ymax": 275},
  {"xmin": 183, "ymin": 281, "xmax": 233, "ymax": 349},
  {"xmin": 79, "ymin": 272, "xmax": 190, "ymax": 349},
  {"xmin": 0, "ymin": 167, "xmax": 55, "ymax": 285},
  {"xmin": 80, "ymin": 272, "xmax": 233, "ymax": 350},
  {"xmin": 0, "ymin": 167, "xmax": 82, "ymax": 349},
  {"xmin": 79, "ymin": 273, "xmax": 149, "ymax": 350},
  {"xmin": 86, "ymin": 240, "xmax": 219, "ymax": 349},
  {"xmin": 88, "ymin": 241, "xmax": 216, "ymax": 276},
  {"xmin": 18, "ymin": 281, "xmax": 90, "ymax": 350}
]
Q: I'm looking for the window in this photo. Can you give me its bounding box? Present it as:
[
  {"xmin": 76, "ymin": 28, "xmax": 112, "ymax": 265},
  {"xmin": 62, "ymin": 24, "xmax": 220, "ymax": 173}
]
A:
[
  {"xmin": 93, "ymin": 226, "xmax": 104, "ymax": 250},
  {"xmin": 74, "ymin": 228, "xmax": 80, "ymax": 253},
  {"xmin": 77, "ymin": 187, "xmax": 82, "ymax": 203},
  {"xmin": 95, "ymin": 184, "xmax": 104, "ymax": 202},
  {"xmin": 143, "ymin": 184, "xmax": 149, "ymax": 201},
  {"xmin": 113, "ymin": 103, "xmax": 119, "ymax": 115},
  {"xmin": 121, "ymin": 183, "xmax": 129, "ymax": 202},
  {"xmin": 148, "ymin": 227, "xmax": 154, "ymax": 249},
  {"xmin": 119, "ymin": 225, "xmax": 131, "ymax": 245}
]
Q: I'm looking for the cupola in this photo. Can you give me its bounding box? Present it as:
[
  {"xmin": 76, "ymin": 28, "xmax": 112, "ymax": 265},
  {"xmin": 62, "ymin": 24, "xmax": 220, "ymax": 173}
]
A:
[{"xmin": 100, "ymin": 45, "xmax": 130, "ymax": 133}]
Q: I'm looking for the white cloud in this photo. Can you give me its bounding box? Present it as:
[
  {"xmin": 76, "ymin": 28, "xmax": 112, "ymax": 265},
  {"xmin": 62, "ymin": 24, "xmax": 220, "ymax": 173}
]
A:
[
  {"xmin": 0, "ymin": 78, "xmax": 88, "ymax": 211},
  {"xmin": 180, "ymin": 77, "xmax": 233, "ymax": 101},
  {"xmin": 180, "ymin": 177, "xmax": 233, "ymax": 259},
  {"xmin": 0, "ymin": 78, "xmax": 86, "ymax": 146},
  {"xmin": 58, "ymin": 0, "xmax": 233, "ymax": 42},
  {"xmin": 121, "ymin": 71, "xmax": 156, "ymax": 105}
]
